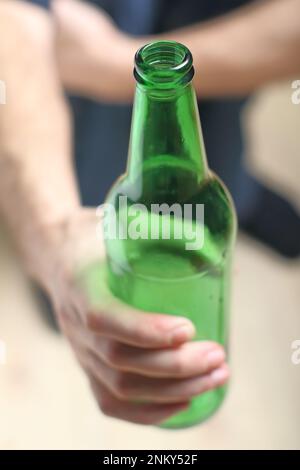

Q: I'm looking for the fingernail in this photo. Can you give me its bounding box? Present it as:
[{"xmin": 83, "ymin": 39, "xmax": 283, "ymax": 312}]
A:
[
  {"xmin": 170, "ymin": 323, "xmax": 196, "ymax": 344},
  {"xmin": 210, "ymin": 367, "xmax": 229, "ymax": 385},
  {"xmin": 205, "ymin": 349, "xmax": 225, "ymax": 369}
]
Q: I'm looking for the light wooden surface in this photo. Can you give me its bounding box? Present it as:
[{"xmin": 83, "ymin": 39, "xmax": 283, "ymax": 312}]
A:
[{"xmin": 0, "ymin": 83, "xmax": 299, "ymax": 449}]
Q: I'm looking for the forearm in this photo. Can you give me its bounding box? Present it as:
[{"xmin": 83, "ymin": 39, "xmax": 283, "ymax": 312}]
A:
[
  {"xmin": 60, "ymin": 30, "xmax": 136, "ymax": 102},
  {"xmin": 0, "ymin": 1, "xmax": 80, "ymax": 288},
  {"xmin": 53, "ymin": 0, "xmax": 137, "ymax": 102},
  {"xmin": 59, "ymin": 0, "xmax": 300, "ymax": 101},
  {"xmin": 167, "ymin": 0, "xmax": 300, "ymax": 96}
]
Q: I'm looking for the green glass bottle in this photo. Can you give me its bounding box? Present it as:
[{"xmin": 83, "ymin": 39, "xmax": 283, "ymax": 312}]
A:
[{"xmin": 104, "ymin": 41, "xmax": 236, "ymax": 428}]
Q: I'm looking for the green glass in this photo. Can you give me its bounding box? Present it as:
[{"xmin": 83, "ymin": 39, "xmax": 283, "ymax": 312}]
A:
[{"xmin": 104, "ymin": 41, "xmax": 236, "ymax": 428}]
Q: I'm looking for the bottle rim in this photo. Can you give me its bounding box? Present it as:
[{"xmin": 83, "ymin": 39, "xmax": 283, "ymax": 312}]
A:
[{"xmin": 134, "ymin": 40, "xmax": 194, "ymax": 89}]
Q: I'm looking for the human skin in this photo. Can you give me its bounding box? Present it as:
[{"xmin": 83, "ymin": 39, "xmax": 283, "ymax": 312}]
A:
[
  {"xmin": 0, "ymin": 0, "xmax": 300, "ymax": 424},
  {"xmin": 53, "ymin": 0, "xmax": 300, "ymax": 101},
  {"xmin": 2, "ymin": 0, "xmax": 299, "ymax": 425},
  {"xmin": 0, "ymin": 0, "xmax": 228, "ymax": 425}
]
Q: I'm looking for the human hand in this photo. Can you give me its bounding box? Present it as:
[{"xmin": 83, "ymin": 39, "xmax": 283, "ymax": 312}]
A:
[{"xmin": 40, "ymin": 209, "xmax": 229, "ymax": 425}]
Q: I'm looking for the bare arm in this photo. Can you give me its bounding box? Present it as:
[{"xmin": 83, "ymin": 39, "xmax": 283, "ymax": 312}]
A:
[
  {"xmin": 0, "ymin": 0, "xmax": 227, "ymax": 425},
  {"xmin": 54, "ymin": 0, "xmax": 300, "ymax": 101},
  {"xmin": 170, "ymin": 0, "xmax": 300, "ymax": 96},
  {"xmin": 0, "ymin": 0, "xmax": 79, "ymax": 289}
]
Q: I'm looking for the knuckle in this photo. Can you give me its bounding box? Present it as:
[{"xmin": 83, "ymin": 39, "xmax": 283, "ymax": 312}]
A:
[
  {"xmin": 113, "ymin": 372, "xmax": 132, "ymax": 400},
  {"xmin": 105, "ymin": 341, "xmax": 122, "ymax": 367},
  {"xmin": 86, "ymin": 310, "xmax": 106, "ymax": 331},
  {"xmin": 97, "ymin": 394, "xmax": 115, "ymax": 417}
]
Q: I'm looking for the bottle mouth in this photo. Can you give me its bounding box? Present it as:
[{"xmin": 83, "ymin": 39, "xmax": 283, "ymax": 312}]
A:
[{"xmin": 134, "ymin": 41, "xmax": 194, "ymax": 89}]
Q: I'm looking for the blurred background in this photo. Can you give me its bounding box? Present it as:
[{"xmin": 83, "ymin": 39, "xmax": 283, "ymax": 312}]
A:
[{"xmin": 0, "ymin": 81, "xmax": 299, "ymax": 450}]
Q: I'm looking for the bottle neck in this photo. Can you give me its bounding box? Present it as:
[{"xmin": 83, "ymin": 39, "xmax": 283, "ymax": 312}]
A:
[{"xmin": 127, "ymin": 82, "xmax": 208, "ymax": 182}]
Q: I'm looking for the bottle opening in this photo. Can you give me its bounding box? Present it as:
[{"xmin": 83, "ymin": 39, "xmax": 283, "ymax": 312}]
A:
[{"xmin": 134, "ymin": 41, "xmax": 194, "ymax": 89}]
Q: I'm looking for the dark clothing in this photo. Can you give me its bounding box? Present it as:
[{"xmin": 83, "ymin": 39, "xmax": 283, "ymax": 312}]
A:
[{"xmin": 25, "ymin": 0, "xmax": 257, "ymax": 219}]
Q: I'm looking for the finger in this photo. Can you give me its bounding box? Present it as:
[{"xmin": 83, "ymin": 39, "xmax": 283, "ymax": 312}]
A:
[
  {"xmin": 87, "ymin": 299, "xmax": 196, "ymax": 348},
  {"xmin": 92, "ymin": 338, "xmax": 226, "ymax": 378},
  {"xmin": 74, "ymin": 259, "xmax": 196, "ymax": 348},
  {"xmin": 86, "ymin": 351, "xmax": 229, "ymax": 404},
  {"xmin": 63, "ymin": 311, "xmax": 225, "ymax": 379},
  {"xmin": 90, "ymin": 377, "xmax": 190, "ymax": 425}
]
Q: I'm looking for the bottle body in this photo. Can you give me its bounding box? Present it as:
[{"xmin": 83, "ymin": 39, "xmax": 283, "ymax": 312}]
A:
[{"xmin": 104, "ymin": 42, "xmax": 236, "ymax": 428}]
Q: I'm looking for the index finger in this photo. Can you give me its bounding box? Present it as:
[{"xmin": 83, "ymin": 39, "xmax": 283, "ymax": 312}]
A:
[
  {"xmin": 75, "ymin": 261, "xmax": 196, "ymax": 348},
  {"xmin": 87, "ymin": 299, "xmax": 196, "ymax": 348}
]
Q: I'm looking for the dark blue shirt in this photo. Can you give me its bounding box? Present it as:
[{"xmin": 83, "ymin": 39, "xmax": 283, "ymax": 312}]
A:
[{"xmin": 22, "ymin": 0, "xmax": 255, "ymax": 218}]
